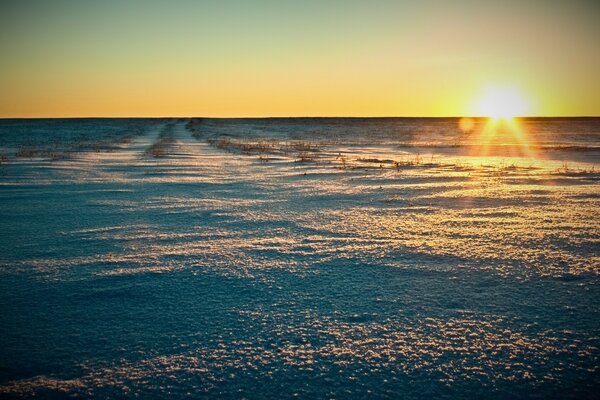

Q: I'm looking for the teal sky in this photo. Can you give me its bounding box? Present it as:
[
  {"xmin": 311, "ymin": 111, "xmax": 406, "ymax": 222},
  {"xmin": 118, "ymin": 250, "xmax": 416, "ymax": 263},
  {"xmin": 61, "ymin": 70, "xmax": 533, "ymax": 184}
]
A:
[{"xmin": 1, "ymin": 0, "xmax": 599, "ymax": 117}]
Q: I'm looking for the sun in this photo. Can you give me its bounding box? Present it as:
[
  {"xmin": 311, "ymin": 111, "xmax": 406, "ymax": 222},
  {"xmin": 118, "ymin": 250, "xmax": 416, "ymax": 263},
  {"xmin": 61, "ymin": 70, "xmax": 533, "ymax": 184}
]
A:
[
  {"xmin": 464, "ymin": 84, "xmax": 538, "ymax": 158},
  {"xmin": 471, "ymin": 85, "xmax": 532, "ymax": 119}
]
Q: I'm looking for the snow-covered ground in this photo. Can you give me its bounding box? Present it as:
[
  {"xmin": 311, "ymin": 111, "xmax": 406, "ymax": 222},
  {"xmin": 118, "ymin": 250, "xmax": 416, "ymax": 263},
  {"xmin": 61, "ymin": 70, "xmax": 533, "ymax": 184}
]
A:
[{"xmin": 0, "ymin": 118, "xmax": 598, "ymax": 398}]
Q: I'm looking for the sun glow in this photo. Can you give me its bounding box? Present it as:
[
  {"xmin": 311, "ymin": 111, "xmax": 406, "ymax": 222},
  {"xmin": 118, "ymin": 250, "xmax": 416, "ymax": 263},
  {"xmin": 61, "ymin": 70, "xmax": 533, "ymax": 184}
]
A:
[
  {"xmin": 464, "ymin": 84, "xmax": 538, "ymax": 159},
  {"xmin": 471, "ymin": 85, "xmax": 532, "ymax": 119}
]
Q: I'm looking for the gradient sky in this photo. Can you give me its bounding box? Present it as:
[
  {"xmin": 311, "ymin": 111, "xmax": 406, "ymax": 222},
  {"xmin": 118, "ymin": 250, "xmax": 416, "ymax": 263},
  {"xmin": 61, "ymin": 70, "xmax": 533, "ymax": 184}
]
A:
[{"xmin": 1, "ymin": 0, "xmax": 599, "ymax": 117}]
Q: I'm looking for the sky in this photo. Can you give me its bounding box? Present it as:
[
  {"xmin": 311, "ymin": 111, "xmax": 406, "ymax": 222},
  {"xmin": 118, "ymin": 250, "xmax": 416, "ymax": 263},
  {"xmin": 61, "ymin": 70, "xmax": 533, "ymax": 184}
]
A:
[{"xmin": 1, "ymin": 0, "xmax": 599, "ymax": 117}]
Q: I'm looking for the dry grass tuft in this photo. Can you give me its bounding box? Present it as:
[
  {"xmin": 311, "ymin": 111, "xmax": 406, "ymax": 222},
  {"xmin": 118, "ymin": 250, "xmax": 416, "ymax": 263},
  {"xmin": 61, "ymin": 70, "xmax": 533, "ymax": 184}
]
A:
[
  {"xmin": 15, "ymin": 147, "xmax": 39, "ymax": 158},
  {"xmin": 145, "ymin": 123, "xmax": 176, "ymax": 158}
]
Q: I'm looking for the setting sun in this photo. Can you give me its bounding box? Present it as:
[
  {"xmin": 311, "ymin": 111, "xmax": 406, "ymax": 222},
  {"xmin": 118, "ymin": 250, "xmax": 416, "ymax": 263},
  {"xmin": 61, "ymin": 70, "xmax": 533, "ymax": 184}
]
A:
[{"xmin": 471, "ymin": 85, "xmax": 532, "ymax": 119}]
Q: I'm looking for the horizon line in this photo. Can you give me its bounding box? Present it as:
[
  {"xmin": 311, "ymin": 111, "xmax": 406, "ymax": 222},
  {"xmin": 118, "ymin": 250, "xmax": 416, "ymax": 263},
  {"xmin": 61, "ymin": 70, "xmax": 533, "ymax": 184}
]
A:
[{"xmin": 1, "ymin": 115, "xmax": 600, "ymax": 120}]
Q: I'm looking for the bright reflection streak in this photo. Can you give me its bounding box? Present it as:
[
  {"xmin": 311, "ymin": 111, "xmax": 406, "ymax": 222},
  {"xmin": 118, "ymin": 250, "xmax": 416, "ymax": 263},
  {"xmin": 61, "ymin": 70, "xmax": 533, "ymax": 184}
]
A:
[{"xmin": 469, "ymin": 117, "xmax": 537, "ymax": 159}]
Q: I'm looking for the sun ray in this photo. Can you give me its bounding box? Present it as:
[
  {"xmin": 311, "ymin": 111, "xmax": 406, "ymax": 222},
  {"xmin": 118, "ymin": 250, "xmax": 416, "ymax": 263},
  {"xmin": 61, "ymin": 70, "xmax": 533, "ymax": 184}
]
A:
[{"xmin": 465, "ymin": 85, "xmax": 538, "ymax": 160}]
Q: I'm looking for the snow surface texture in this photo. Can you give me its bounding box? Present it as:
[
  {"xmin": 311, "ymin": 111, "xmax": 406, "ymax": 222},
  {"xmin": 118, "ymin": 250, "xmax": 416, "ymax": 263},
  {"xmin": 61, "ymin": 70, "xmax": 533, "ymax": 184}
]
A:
[{"xmin": 0, "ymin": 118, "xmax": 598, "ymax": 398}]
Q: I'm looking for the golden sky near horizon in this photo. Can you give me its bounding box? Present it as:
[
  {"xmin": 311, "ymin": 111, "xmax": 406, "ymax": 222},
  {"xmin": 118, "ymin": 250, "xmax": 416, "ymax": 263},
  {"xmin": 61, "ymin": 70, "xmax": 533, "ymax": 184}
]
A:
[{"xmin": 1, "ymin": 0, "xmax": 599, "ymax": 117}]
